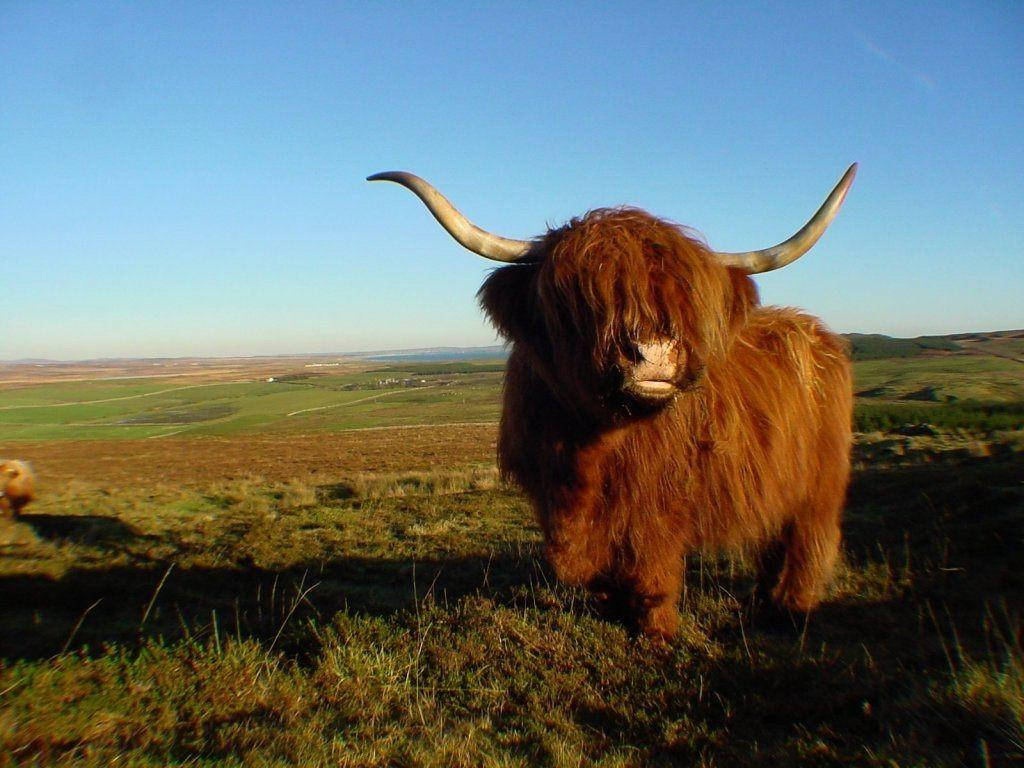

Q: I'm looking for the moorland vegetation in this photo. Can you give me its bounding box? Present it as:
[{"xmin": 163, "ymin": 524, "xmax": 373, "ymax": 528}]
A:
[{"xmin": 1, "ymin": 334, "xmax": 1021, "ymax": 766}]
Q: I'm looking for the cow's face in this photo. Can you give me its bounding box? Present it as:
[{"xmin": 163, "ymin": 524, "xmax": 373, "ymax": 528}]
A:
[
  {"xmin": 480, "ymin": 209, "xmax": 757, "ymax": 420},
  {"xmin": 1, "ymin": 461, "xmax": 22, "ymax": 485}
]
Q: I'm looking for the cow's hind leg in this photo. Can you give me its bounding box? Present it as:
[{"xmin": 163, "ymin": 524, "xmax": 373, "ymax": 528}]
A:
[
  {"xmin": 771, "ymin": 497, "xmax": 842, "ymax": 613},
  {"xmin": 753, "ymin": 531, "xmax": 788, "ymax": 603}
]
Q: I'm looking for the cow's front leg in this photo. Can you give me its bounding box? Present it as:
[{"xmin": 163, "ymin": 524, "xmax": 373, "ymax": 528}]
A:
[
  {"xmin": 623, "ymin": 545, "xmax": 686, "ymax": 641},
  {"xmin": 630, "ymin": 573, "xmax": 679, "ymax": 643},
  {"xmin": 543, "ymin": 501, "xmax": 612, "ymax": 588},
  {"xmin": 539, "ymin": 430, "xmax": 626, "ymax": 590}
]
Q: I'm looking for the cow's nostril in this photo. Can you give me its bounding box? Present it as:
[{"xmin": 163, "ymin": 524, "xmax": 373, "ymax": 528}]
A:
[{"xmin": 624, "ymin": 342, "xmax": 643, "ymax": 364}]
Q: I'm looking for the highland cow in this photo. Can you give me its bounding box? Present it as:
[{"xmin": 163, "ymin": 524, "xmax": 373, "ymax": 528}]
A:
[
  {"xmin": 1, "ymin": 460, "xmax": 35, "ymax": 518},
  {"xmin": 369, "ymin": 166, "xmax": 856, "ymax": 639}
]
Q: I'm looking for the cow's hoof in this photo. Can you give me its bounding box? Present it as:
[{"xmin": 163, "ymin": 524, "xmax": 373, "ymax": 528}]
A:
[
  {"xmin": 771, "ymin": 585, "xmax": 821, "ymax": 614},
  {"xmin": 638, "ymin": 604, "xmax": 680, "ymax": 643}
]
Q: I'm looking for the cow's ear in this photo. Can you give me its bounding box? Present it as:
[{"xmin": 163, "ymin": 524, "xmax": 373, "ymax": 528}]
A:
[
  {"xmin": 477, "ymin": 264, "xmax": 539, "ymax": 342},
  {"xmin": 726, "ymin": 268, "xmax": 759, "ymax": 331}
]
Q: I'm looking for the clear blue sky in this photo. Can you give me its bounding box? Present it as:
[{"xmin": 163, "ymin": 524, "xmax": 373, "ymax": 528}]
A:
[{"xmin": 2, "ymin": 1, "xmax": 1021, "ymax": 360}]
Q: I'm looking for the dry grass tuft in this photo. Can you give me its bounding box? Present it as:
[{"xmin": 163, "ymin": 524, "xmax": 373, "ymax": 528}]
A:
[{"xmin": 340, "ymin": 466, "xmax": 501, "ymax": 499}]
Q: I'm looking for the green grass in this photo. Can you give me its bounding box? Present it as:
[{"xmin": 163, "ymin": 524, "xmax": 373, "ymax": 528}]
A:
[{"xmin": 1, "ymin": 444, "xmax": 1022, "ymax": 766}]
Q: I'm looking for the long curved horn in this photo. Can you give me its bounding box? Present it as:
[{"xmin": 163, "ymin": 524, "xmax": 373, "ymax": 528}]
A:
[
  {"xmin": 713, "ymin": 164, "xmax": 857, "ymax": 274},
  {"xmin": 367, "ymin": 171, "xmax": 533, "ymax": 263}
]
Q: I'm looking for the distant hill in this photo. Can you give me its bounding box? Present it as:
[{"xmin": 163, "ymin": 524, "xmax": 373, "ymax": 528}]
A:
[
  {"xmin": 843, "ymin": 330, "xmax": 1024, "ymax": 362},
  {"xmin": 843, "ymin": 334, "xmax": 961, "ymax": 361}
]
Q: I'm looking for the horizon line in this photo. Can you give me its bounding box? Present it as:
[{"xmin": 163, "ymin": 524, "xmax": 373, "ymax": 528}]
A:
[{"xmin": 2, "ymin": 329, "xmax": 1021, "ymax": 365}]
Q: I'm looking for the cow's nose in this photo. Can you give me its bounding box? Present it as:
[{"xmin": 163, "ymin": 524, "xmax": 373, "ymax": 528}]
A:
[{"xmin": 635, "ymin": 340, "xmax": 675, "ymax": 367}]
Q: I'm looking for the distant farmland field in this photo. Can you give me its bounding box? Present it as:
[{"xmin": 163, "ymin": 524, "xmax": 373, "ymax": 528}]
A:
[
  {"xmin": 2, "ymin": 353, "xmax": 1022, "ymax": 441},
  {"xmin": 0, "ymin": 362, "xmax": 505, "ymax": 441}
]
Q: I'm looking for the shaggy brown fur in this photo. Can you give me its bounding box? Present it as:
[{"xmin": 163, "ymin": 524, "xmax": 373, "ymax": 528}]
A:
[
  {"xmin": 479, "ymin": 208, "xmax": 852, "ymax": 639},
  {"xmin": 0, "ymin": 460, "xmax": 36, "ymax": 518}
]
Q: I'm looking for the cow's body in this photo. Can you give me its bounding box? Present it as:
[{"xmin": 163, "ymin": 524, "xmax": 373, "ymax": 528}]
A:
[
  {"xmin": 0, "ymin": 460, "xmax": 35, "ymax": 518},
  {"xmin": 498, "ymin": 303, "xmax": 851, "ymax": 638}
]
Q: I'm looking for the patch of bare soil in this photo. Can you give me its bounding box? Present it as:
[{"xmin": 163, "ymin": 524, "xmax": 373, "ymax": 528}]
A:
[{"xmin": 8, "ymin": 424, "xmax": 498, "ymax": 487}]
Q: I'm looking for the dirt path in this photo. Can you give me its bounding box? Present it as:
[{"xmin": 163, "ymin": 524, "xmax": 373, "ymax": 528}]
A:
[
  {"xmin": 334, "ymin": 420, "xmax": 498, "ymax": 434},
  {"xmin": 956, "ymin": 344, "xmax": 1024, "ymax": 365},
  {"xmin": 285, "ymin": 385, "xmax": 441, "ymax": 417}
]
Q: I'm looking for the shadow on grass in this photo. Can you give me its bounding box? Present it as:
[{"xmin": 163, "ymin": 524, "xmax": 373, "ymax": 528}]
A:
[
  {"xmin": 21, "ymin": 513, "xmax": 154, "ymax": 548},
  {"xmin": 0, "ymin": 544, "xmax": 547, "ymax": 662},
  {"xmin": 1, "ymin": 454, "xmax": 1020, "ymax": 656}
]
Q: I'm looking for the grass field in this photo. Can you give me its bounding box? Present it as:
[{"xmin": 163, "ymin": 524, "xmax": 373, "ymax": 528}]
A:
[
  {"xmin": 853, "ymin": 355, "xmax": 1024, "ymax": 402},
  {"xmin": 1, "ymin": 351, "xmax": 1023, "ymax": 765}
]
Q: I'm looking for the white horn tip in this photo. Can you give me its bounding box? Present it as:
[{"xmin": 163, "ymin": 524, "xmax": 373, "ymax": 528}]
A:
[{"xmin": 837, "ymin": 163, "xmax": 858, "ymax": 198}]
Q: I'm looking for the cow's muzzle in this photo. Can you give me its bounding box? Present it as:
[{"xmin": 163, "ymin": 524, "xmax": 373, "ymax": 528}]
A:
[{"xmin": 620, "ymin": 339, "xmax": 685, "ymax": 405}]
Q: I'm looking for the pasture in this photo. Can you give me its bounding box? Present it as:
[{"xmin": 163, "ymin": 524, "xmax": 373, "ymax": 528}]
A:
[{"xmin": 1, "ymin": 352, "xmax": 1022, "ymax": 766}]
